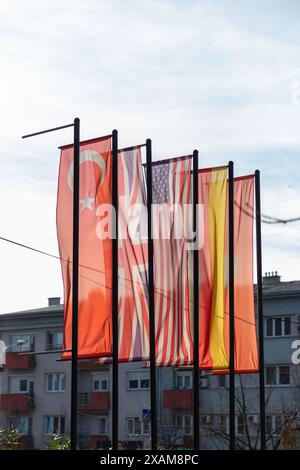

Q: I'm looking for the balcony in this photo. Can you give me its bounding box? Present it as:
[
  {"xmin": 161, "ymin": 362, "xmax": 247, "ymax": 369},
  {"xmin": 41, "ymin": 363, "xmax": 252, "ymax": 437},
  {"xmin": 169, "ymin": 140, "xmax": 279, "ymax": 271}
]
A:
[
  {"xmin": 89, "ymin": 435, "xmax": 110, "ymax": 449},
  {"xmin": 78, "ymin": 434, "xmax": 109, "ymax": 449},
  {"xmin": 5, "ymin": 352, "xmax": 35, "ymax": 370},
  {"xmin": 163, "ymin": 389, "xmax": 193, "ymax": 409},
  {"xmin": 78, "ymin": 359, "xmax": 110, "ymax": 370},
  {"xmin": 18, "ymin": 436, "xmax": 34, "ymax": 450},
  {"xmin": 78, "ymin": 392, "xmax": 110, "ymax": 413},
  {"xmin": 0, "ymin": 394, "xmax": 34, "ymax": 411}
]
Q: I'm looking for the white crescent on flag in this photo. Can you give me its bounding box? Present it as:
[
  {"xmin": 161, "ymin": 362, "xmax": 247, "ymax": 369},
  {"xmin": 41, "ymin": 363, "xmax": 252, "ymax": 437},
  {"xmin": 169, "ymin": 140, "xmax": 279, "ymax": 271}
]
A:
[{"xmin": 67, "ymin": 149, "xmax": 106, "ymax": 191}]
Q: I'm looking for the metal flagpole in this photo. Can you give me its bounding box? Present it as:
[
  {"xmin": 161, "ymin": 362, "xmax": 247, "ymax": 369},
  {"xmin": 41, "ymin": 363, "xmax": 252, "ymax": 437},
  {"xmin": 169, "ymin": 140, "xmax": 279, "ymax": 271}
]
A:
[
  {"xmin": 255, "ymin": 169, "xmax": 266, "ymax": 450},
  {"xmin": 70, "ymin": 117, "xmax": 80, "ymax": 450},
  {"xmin": 22, "ymin": 118, "xmax": 80, "ymax": 450},
  {"xmin": 146, "ymin": 138, "xmax": 157, "ymax": 451},
  {"xmin": 228, "ymin": 160, "xmax": 235, "ymax": 451},
  {"xmin": 193, "ymin": 150, "xmax": 200, "ymax": 451},
  {"xmin": 112, "ymin": 129, "xmax": 119, "ymax": 450}
]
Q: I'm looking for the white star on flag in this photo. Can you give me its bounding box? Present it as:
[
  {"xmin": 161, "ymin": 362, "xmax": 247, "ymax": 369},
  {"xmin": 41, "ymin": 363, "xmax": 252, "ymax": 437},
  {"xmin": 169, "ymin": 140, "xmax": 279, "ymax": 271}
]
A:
[{"xmin": 80, "ymin": 192, "xmax": 95, "ymax": 212}]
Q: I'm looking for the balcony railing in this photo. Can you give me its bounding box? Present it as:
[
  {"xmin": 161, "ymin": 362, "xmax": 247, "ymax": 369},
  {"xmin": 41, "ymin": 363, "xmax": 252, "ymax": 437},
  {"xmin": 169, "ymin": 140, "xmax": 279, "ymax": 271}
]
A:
[
  {"xmin": 45, "ymin": 343, "xmax": 63, "ymax": 352},
  {"xmin": 18, "ymin": 435, "xmax": 34, "ymax": 450},
  {"xmin": 0, "ymin": 393, "xmax": 35, "ymax": 411},
  {"xmin": 77, "ymin": 392, "xmax": 110, "ymax": 412},
  {"xmin": 89, "ymin": 435, "xmax": 110, "ymax": 449},
  {"xmin": 78, "ymin": 360, "xmax": 109, "ymax": 370},
  {"xmin": 5, "ymin": 352, "xmax": 35, "ymax": 370},
  {"xmin": 78, "ymin": 434, "xmax": 110, "ymax": 449},
  {"xmin": 163, "ymin": 389, "xmax": 193, "ymax": 409}
]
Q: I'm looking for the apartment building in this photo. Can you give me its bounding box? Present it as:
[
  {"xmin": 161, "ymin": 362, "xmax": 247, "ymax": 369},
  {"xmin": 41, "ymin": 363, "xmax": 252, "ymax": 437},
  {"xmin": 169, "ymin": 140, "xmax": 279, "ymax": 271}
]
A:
[
  {"xmin": 157, "ymin": 272, "xmax": 300, "ymax": 449},
  {"xmin": 0, "ymin": 272, "xmax": 299, "ymax": 449},
  {"xmin": 0, "ymin": 298, "xmax": 152, "ymax": 449}
]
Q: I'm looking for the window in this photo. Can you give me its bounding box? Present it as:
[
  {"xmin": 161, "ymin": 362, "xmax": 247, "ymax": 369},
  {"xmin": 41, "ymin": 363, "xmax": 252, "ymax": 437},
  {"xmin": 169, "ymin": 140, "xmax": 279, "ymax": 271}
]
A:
[
  {"xmin": 46, "ymin": 331, "xmax": 63, "ymax": 351},
  {"xmin": 265, "ymin": 316, "xmax": 292, "ymax": 337},
  {"xmin": 266, "ymin": 415, "xmax": 282, "ymax": 435},
  {"xmin": 265, "ymin": 366, "xmax": 290, "ymax": 386},
  {"xmin": 176, "ymin": 371, "xmax": 192, "ymax": 389},
  {"xmin": 285, "ymin": 317, "xmax": 292, "ymax": 336},
  {"xmin": 266, "ymin": 318, "xmax": 273, "ymax": 337},
  {"xmin": 45, "ymin": 416, "xmax": 65, "ymax": 435},
  {"xmin": 219, "ymin": 415, "xmax": 228, "ymax": 434},
  {"xmin": 9, "ymin": 416, "xmax": 32, "ymax": 436},
  {"xmin": 199, "ymin": 415, "xmax": 211, "ymax": 426},
  {"xmin": 266, "ymin": 366, "xmax": 277, "ymax": 385},
  {"xmin": 266, "ymin": 415, "xmax": 272, "ymax": 435},
  {"xmin": 92, "ymin": 374, "xmax": 109, "ymax": 391},
  {"xmin": 99, "ymin": 417, "xmax": 108, "ymax": 435},
  {"xmin": 236, "ymin": 415, "xmax": 245, "ymax": 435},
  {"xmin": 9, "ymin": 376, "xmax": 34, "ymax": 394},
  {"xmin": 218, "ymin": 375, "xmax": 227, "ymax": 388},
  {"xmin": 78, "ymin": 392, "xmax": 89, "ymax": 405},
  {"xmin": 143, "ymin": 420, "xmax": 150, "ymax": 435},
  {"xmin": 9, "ymin": 334, "xmax": 35, "ymax": 352},
  {"xmin": 176, "ymin": 415, "xmax": 193, "ymax": 435},
  {"xmin": 20, "ymin": 379, "xmax": 28, "ymax": 392},
  {"xmin": 217, "ymin": 415, "xmax": 251, "ymax": 435},
  {"xmin": 46, "ymin": 373, "xmax": 66, "ymax": 392},
  {"xmin": 279, "ymin": 366, "xmax": 290, "ymax": 385},
  {"xmin": 127, "ymin": 371, "xmax": 150, "ymax": 390},
  {"xmin": 126, "ymin": 418, "xmax": 142, "ymax": 436}
]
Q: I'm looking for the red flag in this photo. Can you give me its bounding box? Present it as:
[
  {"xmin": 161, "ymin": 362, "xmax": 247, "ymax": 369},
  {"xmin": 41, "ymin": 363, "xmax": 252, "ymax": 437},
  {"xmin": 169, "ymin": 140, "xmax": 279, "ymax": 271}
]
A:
[
  {"xmin": 223, "ymin": 175, "xmax": 258, "ymax": 373},
  {"xmin": 57, "ymin": 136, "xmax": 113, "ymax": 359}
]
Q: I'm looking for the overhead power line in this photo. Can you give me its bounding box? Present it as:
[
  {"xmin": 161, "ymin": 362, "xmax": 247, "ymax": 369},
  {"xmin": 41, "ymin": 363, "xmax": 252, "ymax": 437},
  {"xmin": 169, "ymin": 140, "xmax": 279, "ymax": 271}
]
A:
[{"xmin": 0, "ymin": 235, "xmax": 300, "ymax": 327}]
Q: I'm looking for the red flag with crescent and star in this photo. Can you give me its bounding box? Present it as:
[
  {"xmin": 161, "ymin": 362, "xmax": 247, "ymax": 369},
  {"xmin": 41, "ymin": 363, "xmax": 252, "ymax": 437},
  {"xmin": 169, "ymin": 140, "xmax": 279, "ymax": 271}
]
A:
[{"xmin": 57, "ymin": 135, "xmax": 113, "ymax": 359}]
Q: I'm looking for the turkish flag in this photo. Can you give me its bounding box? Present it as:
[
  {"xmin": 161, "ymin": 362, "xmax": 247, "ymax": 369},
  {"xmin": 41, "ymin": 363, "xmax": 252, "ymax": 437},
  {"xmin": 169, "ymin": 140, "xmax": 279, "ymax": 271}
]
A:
[{"xmin": 57, "ymin": 136, "xmax": 113, "ymax": 359}]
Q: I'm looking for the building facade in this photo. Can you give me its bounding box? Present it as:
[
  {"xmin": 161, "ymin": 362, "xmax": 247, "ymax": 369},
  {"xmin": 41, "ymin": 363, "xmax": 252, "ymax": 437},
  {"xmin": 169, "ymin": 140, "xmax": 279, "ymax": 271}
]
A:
[{"xmin": 0, "ymin": 272, "xmax": 299, "ymax": 449}]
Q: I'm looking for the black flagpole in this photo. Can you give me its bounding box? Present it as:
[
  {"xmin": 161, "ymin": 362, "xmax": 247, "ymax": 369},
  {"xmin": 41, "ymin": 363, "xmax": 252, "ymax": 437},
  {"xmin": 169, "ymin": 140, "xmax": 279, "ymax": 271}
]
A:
[
  {"xmin": 70, "ymin": 117, "xmax": 80, "ymax": 450},
  {"xmin": 112, "ymin": 129, "xmax": 119, "ymax": 450},
  {"xmin": 146, "ymin": 138, "xmax": 157, "ymax": 450},
  {"xmin": 22, "ymin": 119, "xmax": 80, "ymax": 450},
  {"xmin": 255, "ymin": 170, "xmax": 266, "ymax": 450},
  {"xmin": 193, "ymin": 150, "xmax": 200, "ymax": 451},
  {"xmin": 228, "ymin": 161, "xmax": 235, "ymax": 451}
]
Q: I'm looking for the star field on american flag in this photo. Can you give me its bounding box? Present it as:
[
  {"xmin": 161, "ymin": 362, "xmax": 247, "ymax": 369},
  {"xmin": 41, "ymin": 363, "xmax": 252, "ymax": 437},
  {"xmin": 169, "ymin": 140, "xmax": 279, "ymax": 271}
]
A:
[{"xmin": 152, "ymin": 163, "xmax": 170, "ymax": 204}]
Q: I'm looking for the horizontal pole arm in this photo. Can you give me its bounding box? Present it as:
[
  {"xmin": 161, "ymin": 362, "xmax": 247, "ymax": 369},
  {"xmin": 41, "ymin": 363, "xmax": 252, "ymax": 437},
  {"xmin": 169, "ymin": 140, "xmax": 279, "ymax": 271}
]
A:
[
  {"xmin": 22, "ymin": 123, "xmax": 74, "ymax": 139},
  {"xmin": 18, "ymin": 349, "xmax": 72, "ymax": 355}
]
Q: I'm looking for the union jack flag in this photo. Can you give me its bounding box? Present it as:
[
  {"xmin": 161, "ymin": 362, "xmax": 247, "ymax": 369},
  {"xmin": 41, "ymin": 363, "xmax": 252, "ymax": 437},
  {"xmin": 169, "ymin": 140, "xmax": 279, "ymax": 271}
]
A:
[{"xmin": 118, "ymin": 147, "xmax": 149, "ymax": 361}]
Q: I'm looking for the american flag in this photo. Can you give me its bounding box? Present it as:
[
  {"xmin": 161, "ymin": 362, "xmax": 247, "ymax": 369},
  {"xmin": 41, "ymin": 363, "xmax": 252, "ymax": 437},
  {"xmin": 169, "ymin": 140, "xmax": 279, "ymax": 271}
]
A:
[{"xmin": 152, "ymin": 156, "xmax": 194, "ymax": 366}]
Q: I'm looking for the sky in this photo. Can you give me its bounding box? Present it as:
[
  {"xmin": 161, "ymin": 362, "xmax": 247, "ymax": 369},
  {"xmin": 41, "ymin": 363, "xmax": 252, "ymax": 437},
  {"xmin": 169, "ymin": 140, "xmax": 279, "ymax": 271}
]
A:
[{"xmin": 0, "ymin": 0, "xmax": 299, "ymax": 313}]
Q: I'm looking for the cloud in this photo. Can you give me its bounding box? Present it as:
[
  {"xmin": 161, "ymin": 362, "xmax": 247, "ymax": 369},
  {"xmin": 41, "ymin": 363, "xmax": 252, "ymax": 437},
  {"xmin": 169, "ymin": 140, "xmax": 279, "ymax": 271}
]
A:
[{"xmin": 0, "ymin": 0, "xmax": 299, "ymax": 312}]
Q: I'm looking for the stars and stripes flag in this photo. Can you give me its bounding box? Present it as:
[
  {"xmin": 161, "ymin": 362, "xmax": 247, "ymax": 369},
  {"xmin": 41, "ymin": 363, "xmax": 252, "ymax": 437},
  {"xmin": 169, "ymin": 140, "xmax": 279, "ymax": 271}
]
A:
[{"xmin": 151, "ymin": 156, "xmax": 194, "ymax": 366}]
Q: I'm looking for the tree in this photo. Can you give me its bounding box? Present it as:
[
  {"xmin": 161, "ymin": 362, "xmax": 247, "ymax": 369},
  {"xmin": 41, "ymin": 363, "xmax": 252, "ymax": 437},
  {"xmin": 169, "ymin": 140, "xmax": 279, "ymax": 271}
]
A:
[
  {"xmin": 46, "ymin": 434, "xmax": 71, "ymax": 450},
  {"xmin": 208, "ymin": 374, "xmax": 300, "ymax": 450},
  {"xmin": 0, "ymin": 427, "xmax": 21, "ymax": 450},
  {"xmin": 158, "ymin": 424, "xmax": 188, "ymax": 449}
]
